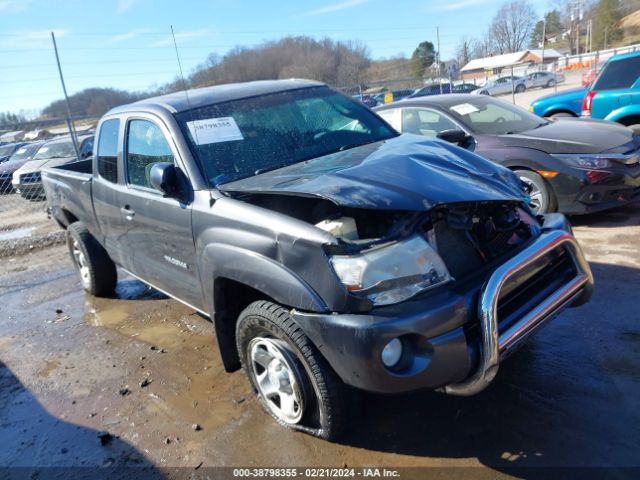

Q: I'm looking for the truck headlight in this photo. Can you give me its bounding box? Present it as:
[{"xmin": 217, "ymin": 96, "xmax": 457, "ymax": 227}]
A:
[
  {"xmin": 330, "ymin": 235, "xmax": 452, "ymax": 306},
  {"xmin": 552, "ymin": 154, "xmax": 610, "ymax": 170}
]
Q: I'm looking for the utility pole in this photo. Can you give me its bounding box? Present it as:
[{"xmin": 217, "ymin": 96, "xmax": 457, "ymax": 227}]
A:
[
  {"xmin": 604, "ymin": 26, "xmax": 609, "ymax": 50},
  {"xmin": 541, "ymin": 18, "xmax": 546, "ymax": 67},
  {"xmin": 51, "ymin": 31, "xmax": 80, "ymax": 160},
  {"xmin": 437, "ymin": 26, "xmax": 443, "ymax": 95}
]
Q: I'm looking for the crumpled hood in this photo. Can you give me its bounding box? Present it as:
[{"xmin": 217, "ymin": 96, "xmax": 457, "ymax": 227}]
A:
[
  {"xmin": 13, "ymin": 156, "xmax": 75, "ymax": 176},
  {"xmin": 220, "ymin": 134, "xmax": 525, "ymax": 211},
  {"xmin": 486, "ymin": 118, "xmax": 634, "ymax": 154}
]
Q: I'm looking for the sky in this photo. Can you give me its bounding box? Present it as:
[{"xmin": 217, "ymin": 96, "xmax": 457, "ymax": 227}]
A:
[{"xmin": 0, "ymin": 0, "xmax": 545, "ymax": 115}]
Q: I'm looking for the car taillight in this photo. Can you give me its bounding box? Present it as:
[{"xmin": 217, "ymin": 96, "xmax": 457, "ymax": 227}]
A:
[{"xmin": 582, "ymin": 91, "xmax": 596, "ymax": 117}]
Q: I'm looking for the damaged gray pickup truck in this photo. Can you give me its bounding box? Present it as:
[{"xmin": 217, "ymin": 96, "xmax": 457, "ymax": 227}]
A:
[{"xmin": 42, "ymin": 80, "xmax": 593, "ymax": 440}]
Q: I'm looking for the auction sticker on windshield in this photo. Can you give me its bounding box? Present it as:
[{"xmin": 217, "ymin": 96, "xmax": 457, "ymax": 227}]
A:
[
  {"xmin": 186, "ymin": 117, "xmax": 244, "ymax": 145},
  {"xmin": 450, "ymin": 103, "xmax": 479, "ymax": 116}
]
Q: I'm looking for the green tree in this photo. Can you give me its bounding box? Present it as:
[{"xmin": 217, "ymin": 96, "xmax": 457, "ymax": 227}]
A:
[
  {"xmin": 530, "ymin": 20, "xmax": 545, "ymax": 47},
  {"xmin": 530, "ymin": 9, "xmax": 565, "ymax": 48},
  {"xmin": 410, "ymin": 41, "xmax": 436, "ymax": 79},
  {"xmin": 592, "ymin": 0, "xmax": 623, "ymax": 49}
]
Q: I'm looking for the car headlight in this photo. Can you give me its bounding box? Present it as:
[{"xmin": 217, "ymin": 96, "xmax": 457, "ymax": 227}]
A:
[
  {"xmin": 330, "ymin": 235, "xmax": 452, "ymax": 306},
  {"xmin": 552, "ymin": 154, "xmax": 610, "ymax": 170}
]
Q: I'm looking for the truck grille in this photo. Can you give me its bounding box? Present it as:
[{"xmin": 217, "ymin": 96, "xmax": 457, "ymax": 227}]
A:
[{"xmin": 497, "ymin": 246, "xmax": 576, "ymax": 335}]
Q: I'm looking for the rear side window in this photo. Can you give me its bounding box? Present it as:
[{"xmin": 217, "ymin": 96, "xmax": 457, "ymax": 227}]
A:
[
  {"xmin": 126, "ymin": 119, "xmax": 174, "ymax": 189},
  {"xmin": 593, "ymin": 57, "xmax": 640, "ymax": 90},
  {"xmin": 97, "ymin": 119, "xmax": 120, "ymax": 183}
]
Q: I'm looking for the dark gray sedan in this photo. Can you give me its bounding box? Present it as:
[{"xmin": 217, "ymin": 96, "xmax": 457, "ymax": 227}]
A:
[{"xmin": 374, "ymin": 95, "xmax": 640, "ymax": 214}]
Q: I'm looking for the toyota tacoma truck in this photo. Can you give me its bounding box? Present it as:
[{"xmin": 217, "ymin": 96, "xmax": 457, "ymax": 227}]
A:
[{"xmin": 42, "ymin": 80, "xmax": 593, "ymax": 440}]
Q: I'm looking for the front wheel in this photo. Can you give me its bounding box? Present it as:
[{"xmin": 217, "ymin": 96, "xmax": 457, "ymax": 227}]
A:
[
  {"xmin": 515, "ymin": 84, "xmax": 526, "ymax": 93},
  {"xmin": 66, "ymin": 222, "xmax": 117, "ymax": 296},
  {"xmin": 515, "ymin": 169, "xmax": 555, "ymax": 214},
  {"xmin": 236, "ymin": 301, "xmax": 346, "ymax": 440},
  {"xmin": 546, "ymin": 79, "xmax": 556, "ymax": 88}
]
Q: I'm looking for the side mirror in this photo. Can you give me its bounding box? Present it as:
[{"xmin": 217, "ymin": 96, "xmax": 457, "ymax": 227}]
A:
[
  {"xmin": 150, "ymin": 162, "xmax": 179, "ymax": 197},
  {"xmin": 437, "ymin": 129, "xmax": 469, "ymax": 145}
]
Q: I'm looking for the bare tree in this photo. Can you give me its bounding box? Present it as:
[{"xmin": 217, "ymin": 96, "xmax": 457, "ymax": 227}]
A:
[
  {"xmin": 455, "ymin": 37, "xmax": 474, "ymax": 68},
  {"xmin": 472, "ymin": 33, "xmax": 497, "ymax": 58},
  {"xmin": 490, "ymin": 0, "xmax": 538, "ymax": 53}
]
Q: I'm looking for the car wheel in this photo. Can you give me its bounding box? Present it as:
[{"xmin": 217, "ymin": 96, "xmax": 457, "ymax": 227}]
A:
[
  {"xmin": 67, "ymin": 221, "xmax": 117, "ymax": 296},
  {"xmin": 515, "ymin": 84, "xmax": 526, "ymax": 93},
  {"xmin": 515, "ymin": 170, "xmax": 555, "ymax": 214},
  {"xmin": 546, "ymin": 80, "xmax": 556, "ymax": 88},
  {"xmin": 236, "ymin": 300, "xmax": 346, "ymax": 440},
  {"xmin": 549, "ymin": 112, "xmax": 575, "ymax": 119},
  {"xmin": 480, "ymin": 90, "xmax": 490, "ymax": 95}
]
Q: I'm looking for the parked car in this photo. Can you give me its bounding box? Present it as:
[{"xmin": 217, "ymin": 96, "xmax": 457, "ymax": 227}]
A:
[
  {"xmin": 452, "ymin": 83, "xmax": 480, "ymax": 93},
  {"xmin": 12, "ymin": 135, "xmax": 93, "ymax": 200},
  {"xmin": 406, "ymin": 83, "xmax": 452, "ymax": 98},
  {"xmin": 524, "ymin": 71, "xmax": 565, "ymax": 89},
  {"xmin": 529, "ymin": 87, "xmax": 586, "ymax": 118},
  {"xmin": 472, "ymin": 76, "xmax": 528, "ymax": 96},
  {"xmin": 42, "ymin": 80, "xmax": 592, "ymax": 440},
  {"xmin": 352, "ymin": 94, "xmax": 378, "ymax": 108},
  {"xmin": 0, "ymin": 142, "xmax": 26, "ymax": 164},
  {"xmin": 374, "ymin": 94, "xmax": 640, "ymax": 215},
  {"xmin": 581, "ymin": 51, "xmax": 640, "ymax": 131},
  {"xmin": 368, "ymin": 89, "xmax": 418, "ymax": 105},
  {"xmin": 0, "ymin": 141, "xmax": 45, "ymax": 194}
]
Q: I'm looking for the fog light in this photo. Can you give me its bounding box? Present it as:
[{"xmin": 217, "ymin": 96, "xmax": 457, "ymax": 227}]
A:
[{"xmin": 381, "ymin": 338, "xmax": 403, "ymax": 368}]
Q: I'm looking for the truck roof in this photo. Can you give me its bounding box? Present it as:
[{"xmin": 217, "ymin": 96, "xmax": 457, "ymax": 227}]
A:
[{"xmin": 108, "ymin": 79, "xmax": 326, "ymax": 115}]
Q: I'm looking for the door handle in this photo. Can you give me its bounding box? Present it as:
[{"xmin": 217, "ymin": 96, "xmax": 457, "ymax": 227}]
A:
[{"xmin": 120, "ymin": 206, "xmax": 135, "ymax": 220}]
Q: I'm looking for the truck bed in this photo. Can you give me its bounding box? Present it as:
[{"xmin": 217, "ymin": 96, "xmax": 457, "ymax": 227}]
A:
[{"xmin": 42, "ymin": 159, "xmax": 96, "ymax": 230}]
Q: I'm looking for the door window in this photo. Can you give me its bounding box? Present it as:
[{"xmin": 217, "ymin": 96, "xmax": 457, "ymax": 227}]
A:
[
  {"xmin": 126, "ymin": 119, "xmax": 175, "ymax": 189},
  {"xmin": 96, "ymin": 119, "xmax": 120, "ymax": 183},
  {"xmin": 401, "ymin": 108, "xmax": 458, "ymax": 137}
]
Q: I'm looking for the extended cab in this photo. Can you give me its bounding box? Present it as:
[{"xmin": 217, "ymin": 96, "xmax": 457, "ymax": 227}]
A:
[{"xmin": 42, "ymin": 80, "xmax": 593, "ymax": 440}]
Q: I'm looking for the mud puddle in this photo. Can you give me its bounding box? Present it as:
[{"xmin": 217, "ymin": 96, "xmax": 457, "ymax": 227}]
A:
[{"xmin": 0, "ymin": 226, "xmax": 34, "ymax": 241}]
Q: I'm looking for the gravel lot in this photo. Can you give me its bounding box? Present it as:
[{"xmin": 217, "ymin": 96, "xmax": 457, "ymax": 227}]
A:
[{"xmin": 0, "ymin": 198, "xmax": 638, "ymax": 478}]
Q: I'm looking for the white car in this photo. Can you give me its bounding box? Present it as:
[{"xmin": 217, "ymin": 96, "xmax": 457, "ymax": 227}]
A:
[
  {"xmin": 472, "ymin": 76, "xmax": 528, "ymax": 96},
  {"xmin": 524, "ymin": 71, "xmax": 565, "ymax": 89}
]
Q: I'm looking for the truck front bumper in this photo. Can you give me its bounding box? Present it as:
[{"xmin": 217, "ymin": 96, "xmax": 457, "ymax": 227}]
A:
[{"xmin": 292, "ymin": 219, "xmax": 593, "ymax": 395}]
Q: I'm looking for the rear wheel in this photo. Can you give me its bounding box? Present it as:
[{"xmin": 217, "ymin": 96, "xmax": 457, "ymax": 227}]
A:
[
  {"xmin": 515, "ymin": 169, "xmax": 555, "ymax": 214},
  {"xmin": 67, "ymin": 222, "xmax": 117, "ymax": 296},
  {"xmin": 236, "ymin": 301, "xmax": 346, "ymax": 440}
]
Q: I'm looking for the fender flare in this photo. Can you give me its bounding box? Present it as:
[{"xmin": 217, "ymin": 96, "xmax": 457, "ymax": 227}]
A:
[
  {"xmin": 605, "ymin": 105, "xmax": 640, "ymax": 124},
  {"xmin": 200, "ymin": 243, "xmax": 329, "ymax": 316}
]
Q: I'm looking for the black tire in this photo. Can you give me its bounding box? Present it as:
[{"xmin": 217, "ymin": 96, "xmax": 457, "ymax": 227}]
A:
[
  {"xmin": 66, "ymin": 221, "xmax": 117, "ymax": 296},
  {"xmin": 546, "ymin": 79, "xmax": 556, "ymax": 88},
  {"xmin": 515, "ymin": 169, "xmax": 556, "ymax": 214},
  {"xmin": 515, "ymin": 84, "xmax": 526, "ymax": 93},
  {"xmin": 236, "ymin": 300, "xmax": 346, "ymax": 440}
]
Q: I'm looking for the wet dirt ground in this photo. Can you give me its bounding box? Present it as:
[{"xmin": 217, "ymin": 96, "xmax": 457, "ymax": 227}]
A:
[{"xmin": 0, "ymin": 204, "xmax": 639, "ymax": 479}]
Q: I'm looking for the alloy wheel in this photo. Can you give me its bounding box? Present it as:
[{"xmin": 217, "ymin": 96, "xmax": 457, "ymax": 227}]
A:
[{"xmin": 249, "ymin": 337, "xmax": 305, "ymax": 424}]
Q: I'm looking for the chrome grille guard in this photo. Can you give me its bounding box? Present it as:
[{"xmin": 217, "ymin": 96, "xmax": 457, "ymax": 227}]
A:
[{"xmin": 445, "ymin": 229, "xmax": 593, "ymax": 396}]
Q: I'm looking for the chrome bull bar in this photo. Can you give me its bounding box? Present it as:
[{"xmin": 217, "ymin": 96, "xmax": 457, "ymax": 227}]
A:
[{"xmin": 445, "ymin": 229, "xmax": 593, "ymax": 396}]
